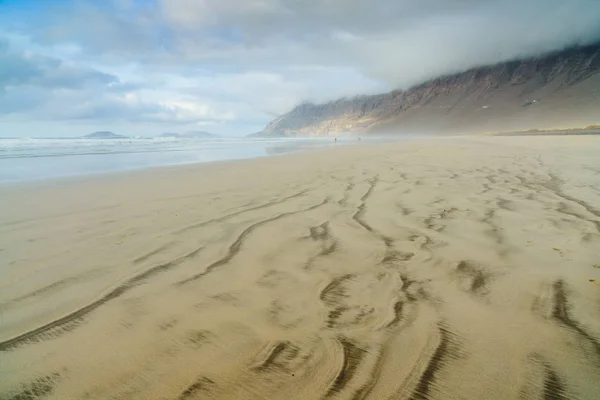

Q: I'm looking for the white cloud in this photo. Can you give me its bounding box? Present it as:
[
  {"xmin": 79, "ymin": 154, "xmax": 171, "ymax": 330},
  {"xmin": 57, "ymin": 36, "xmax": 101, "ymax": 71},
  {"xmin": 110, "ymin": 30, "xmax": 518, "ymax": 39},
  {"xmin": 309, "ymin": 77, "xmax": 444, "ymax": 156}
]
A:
[{"xmin": 0, "ymin": 42, "xmax": 238, "ymax": 127}]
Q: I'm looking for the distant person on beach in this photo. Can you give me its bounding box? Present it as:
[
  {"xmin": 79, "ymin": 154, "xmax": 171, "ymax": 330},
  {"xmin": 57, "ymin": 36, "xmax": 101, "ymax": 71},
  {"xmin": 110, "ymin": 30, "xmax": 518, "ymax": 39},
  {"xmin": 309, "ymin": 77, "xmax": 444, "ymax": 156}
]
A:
[{"xmin": 334, "ymin": 137, "xmax": 337, "ymax": 144}]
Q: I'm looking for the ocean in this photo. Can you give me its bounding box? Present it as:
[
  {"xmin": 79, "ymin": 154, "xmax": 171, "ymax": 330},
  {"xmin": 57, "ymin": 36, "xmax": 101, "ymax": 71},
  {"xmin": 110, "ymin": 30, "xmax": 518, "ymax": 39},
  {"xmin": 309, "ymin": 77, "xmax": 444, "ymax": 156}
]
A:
[{"xmin": 0, "ymin": 136, "xmax": 348, "ymax": 184}]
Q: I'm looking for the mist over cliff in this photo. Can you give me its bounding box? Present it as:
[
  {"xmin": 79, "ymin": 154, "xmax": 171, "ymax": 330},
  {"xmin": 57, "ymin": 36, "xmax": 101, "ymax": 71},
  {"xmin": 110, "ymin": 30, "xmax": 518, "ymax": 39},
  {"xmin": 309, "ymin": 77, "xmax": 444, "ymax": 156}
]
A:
[{"xmin": 255, "ymin": 42, "xmax": 600, "ymax": 137}]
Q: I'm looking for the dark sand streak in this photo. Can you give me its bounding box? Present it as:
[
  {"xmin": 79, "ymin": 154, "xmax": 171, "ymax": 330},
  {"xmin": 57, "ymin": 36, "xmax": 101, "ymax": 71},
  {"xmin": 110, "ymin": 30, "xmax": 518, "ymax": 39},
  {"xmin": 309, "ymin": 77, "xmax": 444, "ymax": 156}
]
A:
[
  {"xmin": 552, "ymin": 280, "xmax": 600, "ymax": 357},
  {"xmin": 174, "ymin": 189, "xmax": 312, "ymax": 234},
  {"xmin": 2, "ymin": 373, "xmax": 60, "ymax": 400},
  {"xmin": 324, "ymin": 339, "xmax": 366, "ymax": 398},
  {"xmin": 253, "ymin": 341, "xmax": 292, "ymax": 371},
  {"xmin": 177, "ymin": 377, "xmax": 215, "ymax": 400},
  {"xmin": 542, "ymin": 363, "xmax": 568, "ymax": 400},
  {"xmin": 176, "ymin": 198, "xmax": 329, "ymax": 285},
  {"xmin": 0, "ymin": 247, "xmax": 204, "ymax": 351},
  {"xmin": 409, "ymin": 326, "xmax": 456, "ymax": 400}
]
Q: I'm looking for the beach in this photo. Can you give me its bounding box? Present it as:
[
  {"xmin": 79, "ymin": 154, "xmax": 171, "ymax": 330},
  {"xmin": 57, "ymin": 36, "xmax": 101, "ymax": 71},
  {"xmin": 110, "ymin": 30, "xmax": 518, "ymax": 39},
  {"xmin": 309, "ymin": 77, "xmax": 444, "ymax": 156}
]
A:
[{"xmin": 1, "ymin": 135, "xmax": 600, "ymax": 399}]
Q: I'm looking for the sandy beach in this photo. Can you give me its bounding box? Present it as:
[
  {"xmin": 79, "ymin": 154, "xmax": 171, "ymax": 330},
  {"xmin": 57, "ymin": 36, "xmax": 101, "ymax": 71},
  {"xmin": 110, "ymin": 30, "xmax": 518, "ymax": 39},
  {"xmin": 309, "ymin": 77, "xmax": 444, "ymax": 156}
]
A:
[{"xmin": 1, "ymin": 136, "xmax": 600, "ymax": 400}]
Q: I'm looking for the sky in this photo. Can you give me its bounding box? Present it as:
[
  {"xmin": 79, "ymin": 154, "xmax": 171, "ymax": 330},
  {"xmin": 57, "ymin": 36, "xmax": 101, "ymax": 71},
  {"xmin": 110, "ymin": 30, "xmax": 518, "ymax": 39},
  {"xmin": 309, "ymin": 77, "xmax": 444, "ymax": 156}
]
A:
[{"xmin": 1, "ymin": 0, "xmax": 600, "ymax": 137}]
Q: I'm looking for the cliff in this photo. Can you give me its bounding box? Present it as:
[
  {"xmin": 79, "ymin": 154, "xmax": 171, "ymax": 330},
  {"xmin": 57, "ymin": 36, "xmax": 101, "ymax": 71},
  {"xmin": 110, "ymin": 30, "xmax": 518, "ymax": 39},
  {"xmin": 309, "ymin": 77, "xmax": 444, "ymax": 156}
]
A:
[{"xmin": 256, "ymin": 43, "xmax": 600, "ymax": 136}]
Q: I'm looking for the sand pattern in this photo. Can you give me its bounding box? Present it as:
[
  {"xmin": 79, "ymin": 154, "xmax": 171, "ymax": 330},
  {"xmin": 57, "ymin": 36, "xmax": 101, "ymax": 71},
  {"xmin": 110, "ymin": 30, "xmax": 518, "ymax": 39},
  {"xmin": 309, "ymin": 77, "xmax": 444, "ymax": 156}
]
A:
[{"xmin": 1, "ymin": 137, "xmax": 599, "ymax": 399}]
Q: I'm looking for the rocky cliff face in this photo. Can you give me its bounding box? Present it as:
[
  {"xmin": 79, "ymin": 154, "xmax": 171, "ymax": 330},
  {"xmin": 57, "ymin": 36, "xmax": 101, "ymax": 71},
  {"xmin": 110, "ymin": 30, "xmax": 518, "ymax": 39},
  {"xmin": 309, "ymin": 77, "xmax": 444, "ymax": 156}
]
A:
[{"xmin": 256, "ymin": 43, "xmax": 600, "ymax": 136}]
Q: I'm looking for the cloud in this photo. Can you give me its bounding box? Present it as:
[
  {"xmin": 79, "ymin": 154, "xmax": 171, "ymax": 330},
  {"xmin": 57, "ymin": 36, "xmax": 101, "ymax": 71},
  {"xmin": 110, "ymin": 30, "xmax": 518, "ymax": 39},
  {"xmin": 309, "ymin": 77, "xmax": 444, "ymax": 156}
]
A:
[
  {"xmin": 0, "ymin": 81, "xmax": 237, "ymax": 126},
  {"xmin": 31, "ymin": 3, "xmax": 600, "ymax": 84},
  {"xmin": 0, "ymin": 39, "xmax": 119, "ymax": 90},
  {"xmin": 152, "ymin": 0, "xmax": 600, "ymax": 87},
  {"xmin": 0, "ymin": 0, "xmax": 599, "ymax": 135},
  {"xmin": 0, "ymin": 38, "xmax": 238, "ymax": 127}
]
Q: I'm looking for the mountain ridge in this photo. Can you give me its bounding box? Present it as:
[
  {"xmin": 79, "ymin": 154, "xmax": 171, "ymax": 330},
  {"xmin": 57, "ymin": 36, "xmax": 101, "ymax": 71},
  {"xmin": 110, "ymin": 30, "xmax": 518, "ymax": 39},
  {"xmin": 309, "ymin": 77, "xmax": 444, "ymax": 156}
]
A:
[
  {"xmin": 83, "ymin": 131, "xmax": 128, "ymax": 139},
  {"xmin": 159, "ymin": 131, "xmax": 219, "ymax": 139},
  {"xmin": 254, "ymin": 42, "xmax": 600, "ymax": 137}
]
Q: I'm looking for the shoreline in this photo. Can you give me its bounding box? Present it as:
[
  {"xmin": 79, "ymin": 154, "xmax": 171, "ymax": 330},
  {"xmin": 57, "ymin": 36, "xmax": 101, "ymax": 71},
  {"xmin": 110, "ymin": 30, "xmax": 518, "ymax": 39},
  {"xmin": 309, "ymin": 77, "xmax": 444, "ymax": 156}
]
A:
[
  {"xmin": 0, "ymin": 136, "xmax": 352, "ymax": 185},
  {"xmin": 0, "ymin": 135, "xmax": 412, "ymax": 189},
  {"xmin": 2, "ymin": 135, "xmax": 599, "ymax": 399},
  {"xmin": 0, "ymin": 136, "xmax": 379, "ymax": 186},
  {"xmin": 0, "ymin": 139, "xmax": 359, "ymax": 190}
]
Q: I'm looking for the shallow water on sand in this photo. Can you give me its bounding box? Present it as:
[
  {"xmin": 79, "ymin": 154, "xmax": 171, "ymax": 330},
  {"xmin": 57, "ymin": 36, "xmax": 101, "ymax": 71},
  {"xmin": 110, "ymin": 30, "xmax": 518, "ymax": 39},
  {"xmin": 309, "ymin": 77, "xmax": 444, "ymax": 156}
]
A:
[{"xmin": 0, "ymin": 136, "xmax": 359, "ymax": 183}]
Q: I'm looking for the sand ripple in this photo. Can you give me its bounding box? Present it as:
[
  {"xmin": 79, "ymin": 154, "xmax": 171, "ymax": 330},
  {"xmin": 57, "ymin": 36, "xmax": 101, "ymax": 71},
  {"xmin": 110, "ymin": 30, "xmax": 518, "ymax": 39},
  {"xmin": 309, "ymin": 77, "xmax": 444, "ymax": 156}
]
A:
[{"xmin": 1, "ymin": 137, "xmax": 600, "ymax": 399}]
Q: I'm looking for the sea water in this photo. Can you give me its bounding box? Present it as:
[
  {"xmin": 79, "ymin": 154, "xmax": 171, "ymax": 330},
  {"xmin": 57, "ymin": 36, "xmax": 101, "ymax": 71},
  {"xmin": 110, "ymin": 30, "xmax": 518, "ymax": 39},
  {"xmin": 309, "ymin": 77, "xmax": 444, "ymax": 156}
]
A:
[{"xmin": 0, "ymin": 136, "xmax": 346, "ymax": 183}]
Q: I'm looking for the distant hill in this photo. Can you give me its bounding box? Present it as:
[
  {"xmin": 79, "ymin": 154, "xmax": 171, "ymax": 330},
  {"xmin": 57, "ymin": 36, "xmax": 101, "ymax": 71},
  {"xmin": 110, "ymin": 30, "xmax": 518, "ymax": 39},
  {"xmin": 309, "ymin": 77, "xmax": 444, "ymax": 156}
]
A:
[
  {"xmin": 254, "ymin": 42, "xmax": 600, "ymax": 137},
  {"xmin": 159, "ymin": 132, "xmax": 181, "ymax": 138},
  {"xmin": 83, "ymin": 131, "xmax": 128, "ymax": 139},
  {"xmin": 159, "ymin": 131, "xmax": 219, "ymax": 139}
]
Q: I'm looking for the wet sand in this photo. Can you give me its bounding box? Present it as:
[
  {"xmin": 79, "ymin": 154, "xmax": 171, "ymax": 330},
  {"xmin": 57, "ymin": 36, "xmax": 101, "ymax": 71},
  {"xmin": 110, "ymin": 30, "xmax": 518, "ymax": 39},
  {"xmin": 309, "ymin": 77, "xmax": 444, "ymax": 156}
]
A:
[{"xmin": 1, "ymin": 136, "xmax": 600, "ymax": 400}]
